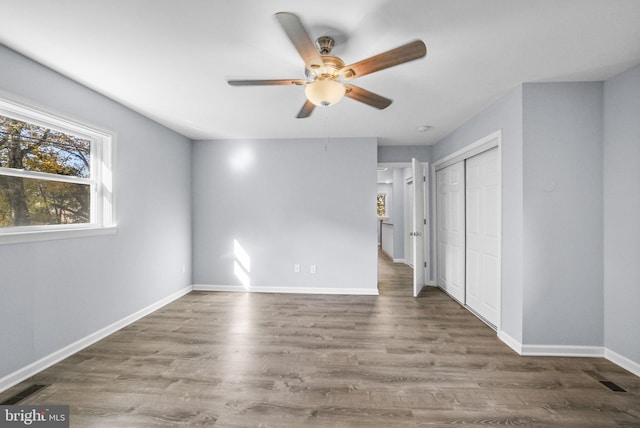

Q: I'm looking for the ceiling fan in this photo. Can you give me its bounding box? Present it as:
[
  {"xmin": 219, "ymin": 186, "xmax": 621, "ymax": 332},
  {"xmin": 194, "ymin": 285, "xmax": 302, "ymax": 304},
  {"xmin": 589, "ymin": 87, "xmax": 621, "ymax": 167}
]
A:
[{"xmin": 227, "ymin": 12, "xmax": 427, "ymax": 118}]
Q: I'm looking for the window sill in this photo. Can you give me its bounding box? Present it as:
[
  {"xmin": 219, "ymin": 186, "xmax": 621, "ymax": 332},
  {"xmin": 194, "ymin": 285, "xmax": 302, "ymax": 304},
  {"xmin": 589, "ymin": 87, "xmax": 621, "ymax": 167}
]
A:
[{"xmin": 0, "ymin": 225, "xmax": 118, "ymax": 245}]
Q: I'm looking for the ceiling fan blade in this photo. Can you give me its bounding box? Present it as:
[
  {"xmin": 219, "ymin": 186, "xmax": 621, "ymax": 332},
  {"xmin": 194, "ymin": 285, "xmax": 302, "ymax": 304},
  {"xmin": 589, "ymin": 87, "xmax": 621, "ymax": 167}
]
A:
[
  {"xmin": 296, "ymin": 99, "xmax": 315, "ymax": 118},
  {"xmin": 227, "ymin": 79, "xmax": 307, "ymax": 86},
  {"xmin": 344, "ymin": 84, "xmax": 392, "ymax": 110},
  {"xmin": 275, "ymin": 12, "xmax": 324, "ymax": 70},
  {"xmin": 341, "ymin": 40, "xmax": 427, "ymax": 80}
]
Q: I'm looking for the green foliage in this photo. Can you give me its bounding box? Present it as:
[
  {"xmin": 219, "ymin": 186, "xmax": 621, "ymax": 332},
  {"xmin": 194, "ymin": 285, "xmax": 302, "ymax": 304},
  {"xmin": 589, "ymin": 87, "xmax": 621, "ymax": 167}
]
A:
[{"xmin": 0, "ymin": 115, "xmax": 91, "ymax": 227}]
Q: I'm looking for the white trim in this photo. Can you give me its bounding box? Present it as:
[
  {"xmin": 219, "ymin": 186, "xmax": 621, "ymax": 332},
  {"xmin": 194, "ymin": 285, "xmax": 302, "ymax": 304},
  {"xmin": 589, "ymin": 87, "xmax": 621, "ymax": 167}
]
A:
[
  {"xmin": 605, "ymin": 348, "xmax": 640, "ymax": 377},
  {"xmin": 192, "ymin": 284, "xmax": 379, "ymax": 296},
  {"xmin": 392, "ymin": 258, "xmax": 406, "ymax": 263},
  {"xmin": 433, "ymin": 129, "xmax": 502, "ymax": 171},
  {"xmin": 192, "ymin": 284, "xmax": 243, "ymax": 292},
  {"xmin": 0, "ymin": 225, "xmax": 118, "ymax": 245},
  {"xmin": 380, "ymin": 249, "xmax": 393, "ymax": 260},
  {"xmin": 497, "ymin": 334, "xmax": 640, "ymax": 376},
  {"xmin": 498, "ymin": 330, "xmax": 522, "ymax": 354},
  {"xmin": 522, "ymin": 344, "xmax": 604, "ymax": 358},
  {"xmin": 0, "ymin": 167, "xmax": 91, "ymax": 185},
  {"xmin": 0, "ymin": 286, "xmax": 192, "ymax": 393},
  {"xmin": 496, "ymin": 143, "xmax": 502, "ymax": 330},
  {"xmin": 423, "ymin": 161, "xmax": 431, "ymax": 289}
]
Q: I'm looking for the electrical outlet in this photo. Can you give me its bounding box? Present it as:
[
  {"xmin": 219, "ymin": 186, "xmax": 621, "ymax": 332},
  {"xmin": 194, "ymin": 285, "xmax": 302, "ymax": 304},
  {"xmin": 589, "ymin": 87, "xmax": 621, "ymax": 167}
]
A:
[
  {"xmin": 310, "ymin": 265, "xmax": 317, "ymax": 274},
  {"xmin": 294, "ymin": 264, "xmax": 301, "ymax": 273}
]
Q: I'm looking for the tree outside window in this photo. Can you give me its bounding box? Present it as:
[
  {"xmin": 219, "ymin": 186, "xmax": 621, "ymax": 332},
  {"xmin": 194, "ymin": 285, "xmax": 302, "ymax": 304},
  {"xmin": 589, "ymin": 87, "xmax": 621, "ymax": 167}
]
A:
[{"xmin": 0, "ymin": 115, "xmax": 92, "ymax": 227}]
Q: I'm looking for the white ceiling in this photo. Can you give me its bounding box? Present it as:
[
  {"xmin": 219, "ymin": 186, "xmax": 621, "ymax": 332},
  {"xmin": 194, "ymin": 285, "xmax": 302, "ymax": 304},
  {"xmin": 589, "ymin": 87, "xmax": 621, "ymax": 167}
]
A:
[{"xmin": 1, "ymin": 0, "xmax": 639, "ymax": 146}]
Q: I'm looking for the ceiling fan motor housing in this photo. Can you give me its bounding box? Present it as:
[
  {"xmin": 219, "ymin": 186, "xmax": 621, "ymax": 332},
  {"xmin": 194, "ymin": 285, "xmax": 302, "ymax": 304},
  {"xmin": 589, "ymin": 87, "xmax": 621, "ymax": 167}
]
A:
[
  {"xmin": 305, "ymin": 54, "xmax": 345, "ymax": 81},
  {"xmin": 315, "ymin": 36, "xmax": 335, "ymax": 55}
]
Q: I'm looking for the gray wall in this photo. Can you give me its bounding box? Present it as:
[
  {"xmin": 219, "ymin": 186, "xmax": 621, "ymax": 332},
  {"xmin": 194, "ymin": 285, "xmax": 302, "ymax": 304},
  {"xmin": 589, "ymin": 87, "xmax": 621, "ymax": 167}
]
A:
[
  {"xmin": 0, "ymin": 45, "xmax": 192, "ymax": 379},
  {"xmin": 392, "ymin": 168, "xmax": 406, "ymax": 260},
  {"xmin": 192, "ymin": 137, "xmax": 378, "ymax": 292},
  {"xmin": 377, "ymin": 183, "xmax": 393, "ymax": 247},
  {"xmin": 603, "ymin": 64, "xmax": 640, "ymax": 364},
  {"xmin": 522, "ymin": 82, "xmax": 604, "ymax": 346},
  {"xmin": 378, "ymin": 145, "xmax": 432, "ymax": 163},
  {"xmin": 433, "ymin": 86, "xmax": 524, "ymax": 342}
]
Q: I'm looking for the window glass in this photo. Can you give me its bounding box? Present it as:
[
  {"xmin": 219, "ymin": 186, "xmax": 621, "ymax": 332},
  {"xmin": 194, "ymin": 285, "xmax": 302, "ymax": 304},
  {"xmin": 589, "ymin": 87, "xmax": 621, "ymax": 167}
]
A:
[
  {"xmin": 0, "ymin": 175, "xmax": 90, "ymax": 227},
  {"xmin": 0, "ymin": 116, "xmax": 91, "ymax": 178},
  {"xmin": 0, "ymin": 97, "xmax": 113, "ymax": 238}
]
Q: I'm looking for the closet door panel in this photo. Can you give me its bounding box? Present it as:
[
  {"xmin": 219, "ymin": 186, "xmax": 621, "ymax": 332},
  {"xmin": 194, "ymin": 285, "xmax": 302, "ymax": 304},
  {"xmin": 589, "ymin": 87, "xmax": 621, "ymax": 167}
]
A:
[
  {"xmin": 465, "ymin": 147, "xmax": 500, "ymax": 326},
  {"xmin": 436, "ymin": 162, "xmax": 465, "ymax": 303}
]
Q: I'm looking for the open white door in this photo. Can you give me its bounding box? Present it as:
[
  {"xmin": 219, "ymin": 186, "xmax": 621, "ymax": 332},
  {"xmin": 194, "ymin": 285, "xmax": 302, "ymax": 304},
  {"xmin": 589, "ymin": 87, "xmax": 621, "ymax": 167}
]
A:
[
  {"xmin": 412, "ymin": 159, "xmax": 426, "ymax": 297},
  {"xmin": 406, "ymin": 179, "xmax": 414, "ymax": 267}
]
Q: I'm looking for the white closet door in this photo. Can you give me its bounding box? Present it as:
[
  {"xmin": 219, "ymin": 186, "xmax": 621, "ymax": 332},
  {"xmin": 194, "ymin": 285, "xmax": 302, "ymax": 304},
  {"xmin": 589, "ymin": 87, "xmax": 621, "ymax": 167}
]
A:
[
  {"xmin": 465, "ymin": 147, "xmax": 500, "ymax": 326},
  {"xmin": 436, "ymin": 162, "xmax": 465, "ymax": 303}
]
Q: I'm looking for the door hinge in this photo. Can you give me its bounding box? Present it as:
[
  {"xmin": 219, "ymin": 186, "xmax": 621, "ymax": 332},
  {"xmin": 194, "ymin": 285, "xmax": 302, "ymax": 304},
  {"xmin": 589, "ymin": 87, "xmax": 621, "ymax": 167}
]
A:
[
  {"xmin": 424, "ymin": 219, "xmax": 427, "ymax": 225},
  {"xmin": 424, "ymin": 262, "xmax": 427, "ymax": 268}
]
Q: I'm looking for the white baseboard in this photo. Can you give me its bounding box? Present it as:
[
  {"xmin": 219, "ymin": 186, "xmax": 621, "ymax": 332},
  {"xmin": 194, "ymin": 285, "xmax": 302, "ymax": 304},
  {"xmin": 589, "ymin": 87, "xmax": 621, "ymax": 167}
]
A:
[
  {"xmin": 393, "ymin": 258, "xmax": 405, "ymax": 263},
  {"xmin": 496, "ymin": 332, "xmax": 640, "ymax": 377},
  {"xmin": 498, "ymin": 330, "xmax": 522, "ymax": 354},
  {"xmin": 605, "ymin": 348, "xmax": 640, "ymax": 377},
  {"xmin": 522, "ymin": 344, "xmax": 604, "ymax": 358},
  {"xmin": 192, "ymin": 284, "xmax": 244, "ymax": 292},
  {"xmin": 0, "ymin": 286, "xmax": 192, "ymax": 393},
  {"xmin": 192, "ymin": 284, "xmax": 379, "ymax": 296}
]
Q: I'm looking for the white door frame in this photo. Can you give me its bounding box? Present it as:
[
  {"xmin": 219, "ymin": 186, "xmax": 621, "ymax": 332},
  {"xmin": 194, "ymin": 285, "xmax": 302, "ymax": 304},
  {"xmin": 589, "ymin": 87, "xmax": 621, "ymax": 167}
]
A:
[{"xmin": 431, "ymin": 129, "xmax": 502, "ymax": 330}]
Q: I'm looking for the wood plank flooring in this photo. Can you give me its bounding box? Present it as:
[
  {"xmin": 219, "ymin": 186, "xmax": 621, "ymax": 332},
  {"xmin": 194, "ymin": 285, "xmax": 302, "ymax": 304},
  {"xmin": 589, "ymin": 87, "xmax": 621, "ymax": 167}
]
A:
[
  {"xmin": 1, "ymin": 254, "xmax": 639, "ymax": 427},
  {"xmin": 378, "ymin": 250, "xmax": 415, "ymax": 297}
]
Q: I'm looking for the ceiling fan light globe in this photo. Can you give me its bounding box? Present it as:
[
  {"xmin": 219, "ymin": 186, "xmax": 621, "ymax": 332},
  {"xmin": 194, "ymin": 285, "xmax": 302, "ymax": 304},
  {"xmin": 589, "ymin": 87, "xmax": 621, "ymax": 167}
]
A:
[{"xmin": 305, "ymin": 79, "xmax": 346, "ymax": 107}]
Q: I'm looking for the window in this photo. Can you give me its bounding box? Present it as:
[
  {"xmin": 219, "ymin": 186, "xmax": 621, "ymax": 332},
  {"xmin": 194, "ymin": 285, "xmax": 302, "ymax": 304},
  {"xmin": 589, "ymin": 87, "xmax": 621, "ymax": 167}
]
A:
[{"xmin": 0, "ymin": 95, "xmax": 114, "ymax": 243}]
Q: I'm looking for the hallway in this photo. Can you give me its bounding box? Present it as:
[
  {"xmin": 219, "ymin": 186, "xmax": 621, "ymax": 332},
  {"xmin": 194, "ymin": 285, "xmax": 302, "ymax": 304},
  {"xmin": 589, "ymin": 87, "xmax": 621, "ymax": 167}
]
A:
[{"xmin": 377, "ymin": 250, "xmax": 415, "ymax": 297}]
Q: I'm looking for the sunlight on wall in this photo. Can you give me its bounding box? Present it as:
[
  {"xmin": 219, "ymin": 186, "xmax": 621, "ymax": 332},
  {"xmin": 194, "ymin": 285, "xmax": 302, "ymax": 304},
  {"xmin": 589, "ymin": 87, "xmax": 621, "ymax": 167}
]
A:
[
  {"xmin": 233, "ymin": 239, "xmax": 251, "ymax": 289},
  {"xmin": 229, "ymin": 147, "xmax": 254, "ymax": 172}
]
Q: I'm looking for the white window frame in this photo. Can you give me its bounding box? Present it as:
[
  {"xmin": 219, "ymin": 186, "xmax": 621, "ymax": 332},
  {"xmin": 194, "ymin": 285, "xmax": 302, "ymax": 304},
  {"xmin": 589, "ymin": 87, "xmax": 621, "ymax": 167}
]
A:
[{"xmin": 0, "ymin": 94, "xmax": 116, "ymax": 245}]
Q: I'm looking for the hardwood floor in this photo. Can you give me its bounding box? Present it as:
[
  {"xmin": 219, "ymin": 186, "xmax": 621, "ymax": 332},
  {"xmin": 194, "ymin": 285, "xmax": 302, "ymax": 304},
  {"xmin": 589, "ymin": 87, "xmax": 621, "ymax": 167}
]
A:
[
  {"xmin": 378, "ymin": 250, "xmax": 415, "ymax": 297},
  {"xmin": 2, "ymin": 255, "xmax": 639, "ymax": 427}
]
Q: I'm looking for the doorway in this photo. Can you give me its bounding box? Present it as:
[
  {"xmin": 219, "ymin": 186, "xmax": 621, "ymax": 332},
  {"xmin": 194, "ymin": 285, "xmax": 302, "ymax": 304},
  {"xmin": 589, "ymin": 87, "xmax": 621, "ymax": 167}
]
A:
[{"xmin": 377, "ymin": 160, "xmax": 429, "ymax": 297}]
